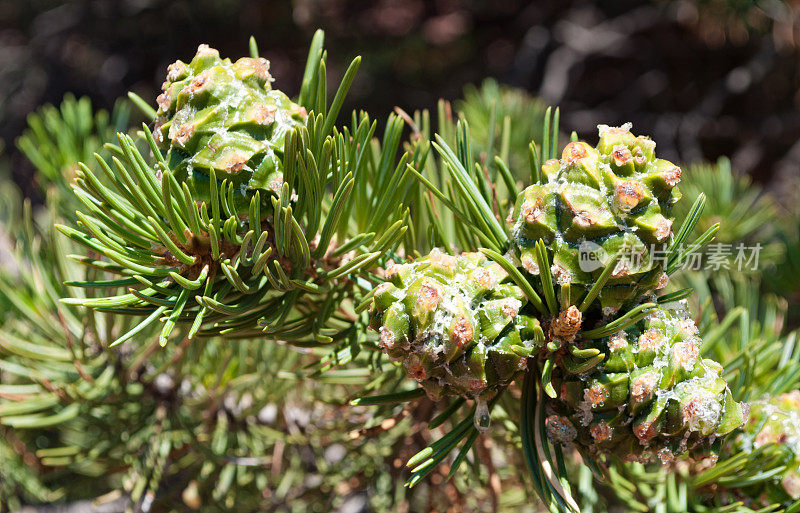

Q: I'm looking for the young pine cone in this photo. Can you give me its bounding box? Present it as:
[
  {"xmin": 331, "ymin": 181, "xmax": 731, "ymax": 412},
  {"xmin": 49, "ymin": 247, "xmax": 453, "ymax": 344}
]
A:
[
  {"xmin": 507, "ymin": 123, "xmax": 681, "ymax": 314},
  {"xmin": 546, "ymin": 305, "xmax": 746, "ymax": 463},
  {"xmin": 369, "ymin": 249, "xmax": 543, "ymax": 402},
  {"xmin": 726, "ymin": 391, "xmax": 800, "ymax": 504},
  {"xmin": 154, "ymin": 44, "xmax": 307, "ymax": 210}
]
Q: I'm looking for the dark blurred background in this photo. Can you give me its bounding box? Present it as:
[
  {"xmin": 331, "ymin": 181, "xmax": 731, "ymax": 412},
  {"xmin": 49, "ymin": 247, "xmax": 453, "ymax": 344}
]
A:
[{"xmin": 2, "ymin": 0, "xmax": 799, "ymax": 204}]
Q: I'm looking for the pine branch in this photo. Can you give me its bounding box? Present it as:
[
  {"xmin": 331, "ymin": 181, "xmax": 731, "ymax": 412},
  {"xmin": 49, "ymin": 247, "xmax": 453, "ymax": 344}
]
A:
[
  {"xmin": 58, "ymin": 40, "xmax": 409, "ymax": 349},
  {"xmin": 5, "ymin": 29, "xmax": 800, "ymax": 513}
]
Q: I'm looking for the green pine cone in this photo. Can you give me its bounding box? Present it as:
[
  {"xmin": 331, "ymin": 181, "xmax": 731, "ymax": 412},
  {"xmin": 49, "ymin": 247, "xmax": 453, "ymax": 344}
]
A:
[
  {"xmin": 546, "ymin": 305, "xmax": 746, "ymax": 463},
  {"xmin": 508, "ymin": 123, "xmax": 681, "ymax": 314},
  {"xmin": 154, "ymin": 44, "xmax": 308, "ymax": 210},
  {"xmin": 726, "ymin": 391, "xmax": 800, "ymax": 504},
  {"xmin": 369, "ymin": 249, "xmax": 544, "ymax": 402}
]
